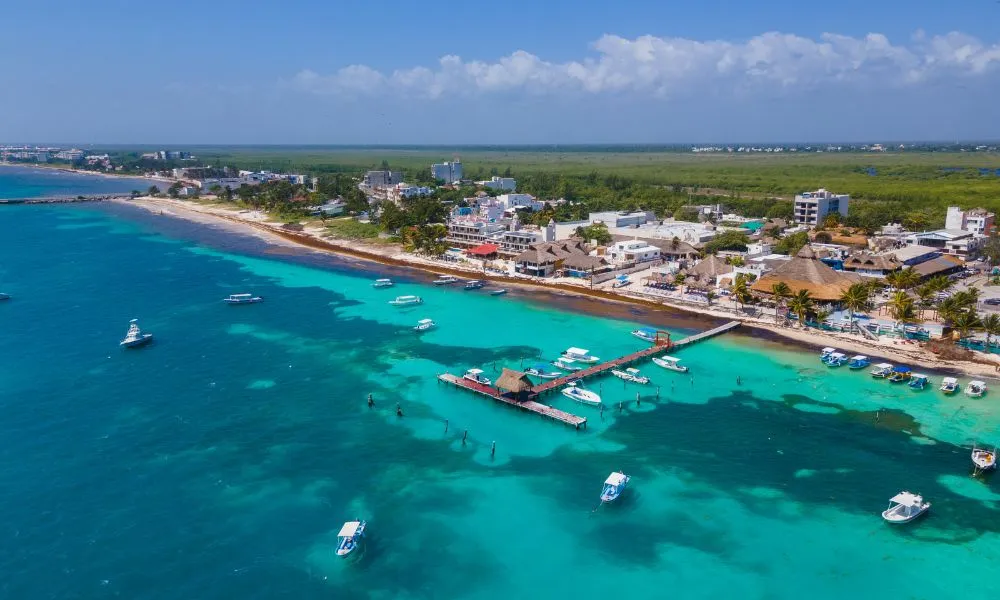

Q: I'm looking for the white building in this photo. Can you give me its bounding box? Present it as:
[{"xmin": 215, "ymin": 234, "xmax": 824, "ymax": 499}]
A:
[
  {"xmin": 946, "ymin": 206, "xmax": 994, "ymax": 235},
  {"xmin": 198, "ymin": 177, "xmax": 246, "ymax": 190},
  {"xmin": 479, "ymin": 176, "xmax": 516, "ymax": 192},
  {"xmin": 387, "ymin": 183, "xmax": 432, "ymax": 202},
  {"xmin": 431, "ymin": 160, "xmax": 463, "ymax": 183},
  {"xmin": 588, "ymin": 211, "xmax": 652, "ymax": 228},
  {"xmin": 794, "ymin": 188, "xmax": 849, "ymax": 226},
  {"xmin": 607, "ymin": 240, "xmax": 661, "ymax": 266},
  {"xmin": 496, "ymin": 193, "xmax": 544, "ymax": 212}
]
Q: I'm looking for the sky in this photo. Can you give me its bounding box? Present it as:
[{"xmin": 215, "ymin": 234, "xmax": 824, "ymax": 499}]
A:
[{"xmin": 2, "ymin": 0, "xmax": 1000, "ymax": 144}]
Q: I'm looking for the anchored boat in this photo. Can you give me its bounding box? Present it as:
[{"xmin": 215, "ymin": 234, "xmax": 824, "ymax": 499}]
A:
[
  {"xmin": 823, "ymin": 352, "xmax": 848, "ymax": 367},
  {"xmin": 966, "ymin": 380, "xmax": 988, "ymax": 397},
  {"xmin": 463, "ymin": 368, "xmax": 492, "ymax": 386},
  {"xmin": 389, "ymin": 295, "xmax": 423, "ymax": 306},
  {"xmin": 414, "ymin": 318, "xmax": 435, "ymax": 332},
  {"xmin": 940, "ymin": 377, "xmax": 960, "ymax": 394},
  {"xmin": 433, "ymin": 275, "xmax": 459, "ymax": 285},
  {"xmin": 463, "ymin": 279, "xmax": 485, "ymax": 290},
  {"xmin": 611, "ymin": 367, "xmax": 649, "ymax": 384},
  {"xmin": 561, "ymin": 347, "xmax": 600, "ymax": 364},
  {"xmin": 600, "ymin": 472, "xmax": 630, "ymax": 503},
  {"xmin": 888, "ymin": 365, "xmax": 912, "ymax": 383},
  {"xmin": 908, "ymin": 374, "xmax": 929, "ymax": 390},
  {"xmin": 224, "ymin": 293, "xmax": 263, "ymax": 304},
  {"xmin": 525, "ymin": 364, "xmax": 562, "ymax": 379},
  {"xmin": 820, "ymin": 347, "xmax": 836, "ymax": 361},
  {"xmin": 881, "ymin": 491, "xmax": 930, "ymax": 524},
  {"xmin": 489, "ymin": 289, "xmax": 508, "ymax": 296},
  {"xmin": 553, "ymin": 357, "xmax": 583, "ymax": 372},
  {"xmin": 336, "ymin": 520, "xmax": 367, "ymax": 557},
  {"xmin": 972, "ymin": 444, "xmax": 997, "ymax": 471},
  {"xmin": 0, "ymin": 292, "xmax": 9, "ymax": 301},
  {"xmin": 652, "ymin": 356, "xmax": 688, "ymax": 373},
  {"xmin": 372, "ymin": 278, "xmax": 394, "ymax": 288},
  {"xmin": 870, "ymin": 363, "xmax": 893, "ymax": 378},
  {"xmin": 561, "ymin": 381, "xmax": 601, "ymax": 406},
  {"xmin": 120, "ymin": 319, "xmax": 153, "ymax": 348},
  {"xmin": 631, "ymin": 327, "xmax": 658, "ymax": 343},
  {"xmin": 847, "ymin": 355, "xmax": 870, "ymax": 369}
]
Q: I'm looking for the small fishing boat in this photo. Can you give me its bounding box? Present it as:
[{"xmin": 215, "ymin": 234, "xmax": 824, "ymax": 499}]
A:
[
  {"xmin": 553, "ymin": 357, "xmax": 583, "ymax": 372},
  {"xmin": 525, "ymin": 364, "xmax": 562, "ymax": 379},
  {"xmin": 888, "ymin": 365, "xmax": 912, "ymax": 383},
  {"xmin": 940, "ymin": 377, "xmax": 960, "ymax": 395},
  {"xmin": 881, "ymin": 491, "xmax": 930, "ymax": 524},
  {"xmin": 600, "ymin": 471, "xmax": 630, "ymax": 503},
  {"xmin": 372, "ymin": 278, "xmax": 394, "ymax": 288},
  {"xmin": 561, "ymin": 381, "xmax": 601, "ymax": 406},
  {"xmin": 847, "ymin": 355, "xmax": 870, "ymax": 369},
  {"xmin": 224, "ymin": 293, "xmax": 263, "ymax": 304},
  {"xmin": 463, "ymin": 368, "xmax": 492, "ymax": 386},
  {"xmin": 652, "ymin": 356, "xmax": 688, "ymax": 373},
  {"xmin": 631, "ymin": 327, "xmax": 658, "ymax": 343},
  {"xmin": 823, "ymin": 352, "xmax": 848, "ymax": 367},
  {"xmin": 489, "ymin": 289, "xmax": 508, "ymax": 296},
  {"xmin": 965, "ymin": 380, "xmax": 988, "ymax": 398},
  {"xmin": 972, "ymin": 444, "xmax": 997, "ymax": 471},
  {"xmin": 908, "ymin": 374, "xmax": 929, "ymax": 390},
  {"xmin": 463, "ymin": 279, "xmax": 485, "ymax": 290},
  {"xmin": 120, "ymin": 319, "xmax": 153, "ymax": 348},
  {"xmin": 335, "ymin": 520, "xmax": 367, "ymax": 557},
  {"xmin": 389, "ymin": 295, "xmax": 423, "ymax": 306},
  {"xmin": 413, "ymin": 318, "xmax": 435, "ymax": 332},
  {"xmin": 0, "ymin": 292, "xmax": 9, "ymax": 301},
  {"xmin": 561, "ymin": 347, "xmax": 599, "ymax": 364},
  {"xmin": 870, "ymin": 363, "xmax": 893, "ymax": 378},
  {"xmin": 611, "ymin": 367, "xmax": 649, "ymax": 384},
  {"xmin": 433, "ymin": 275, "xmax": 459, "ymax": 285},
  {"xmin": 820, "ymin": 347, "xmax": 836, "ymax": 361}
]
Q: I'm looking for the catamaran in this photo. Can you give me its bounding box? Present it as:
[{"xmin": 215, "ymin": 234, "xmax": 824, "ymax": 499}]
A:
[
  {"xmin": 525, "ymin": 364, "xmax": 562, "ymax": 379},
  {"xmin": 847, "ymin": 355, "xmax": 870, "ymax": 369},
  {"xmin": 553, "ymin": 357, "xmax": 583, "ymax": 372},
  {"xmin": 631, "ymin": 327, "xmax": 658, "ymax": 343},
  {"xmin": 823, "ymin": 352, "xmax": 848, "ymax": 367},
  {"xmin": 336, "ymin": 520, "xmax": 367, "ymax": 557},
  {"xmin": 120, "ymin": 319, "xmax": 153, "ymax": 348},
  {"xmin": 870, "ymin": 363, "xmax": 894, "ymax": 378},
  {"xmin": 389, "ymin": 295, "xmax": 422, "ymax": 306},
  {"xmin": 463, "ymin": 368, "xmax": 492, "ymax": 386},
  {"xmin": 940, "ymin": 377, "xmax": 960, "ymax": 395},
  {"xmin": 432, "ymin": 275, "xmax": 459, "ymax": 285},
  {"xmin": 888, "ymin": 365, "xmax": 912, "ymax": 383},
  {"xmin": 463, "ymin": 280, "xmax": 485, "ymax": 290},
  {"xmin": 600, "ymin": 472, "xmax": 630, "ymax": 503},
  {"xmin": 561, "ymin": 347, "xmax": 600, "ymax": 363},
  {"xmin": 223, "ymin": 293, "xmax": 263, "ymax": 304},
  {"xmin": 652, "ymin": 356, "xmax": 688, "ymax": 373},
  {"xmin": 561, "ymin": 381, "xmax": 601, "ymax": 406},
  {"xmin": 372, "ymin": 278, "xmax": 394, "ymax": 288},
  {"xmin": 881, "ymin": 491, "xmax": 930, "ymax": 524},
  {"xmin": 611, "ymin": 367, "xmax": 649, "ymax": 384},
  {"xmin": 972, "ymin": 444, "xmax": 997, "ymax": 471},
  {"xmin": 414, "ymin": 318, "xmax": 435, "ymax": 332},
  {"xmin": 908, "ymin": 374, "xmax": 929, "ymax": 390},
  {"xmin": 966, "ymin": 380, "xmax": 988, "ymax": 397}
]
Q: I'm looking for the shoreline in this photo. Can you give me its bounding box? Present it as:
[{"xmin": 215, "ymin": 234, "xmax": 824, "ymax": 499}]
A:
[
  {"xmin": 0, "ymin": 161, "xmax": 177, "ymax": 185},
  {"xmin": 112, "ymin": 196, "xmax": 1000, "ymax": 379}
]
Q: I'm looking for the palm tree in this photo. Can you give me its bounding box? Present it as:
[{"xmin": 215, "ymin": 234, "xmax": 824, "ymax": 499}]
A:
[
  {"xmin": 915, "ymin": 284, "xmax": 936, "ymax": 314},
  {"xmin": 770, "ymin": 281, "xmax": 792, "ymax": 324},
  {"xmin": 839, "ymin": 283, "xmax": 872, "ymax": 334},
  {"xmin": 936, "ymin": 296, "xmax": 960, "ymax": 325},
  {"xmin": 887, "ymin": 291, "xmax": 916, "ymax": 323},
  {"xmin": 731, "ymin": 274, "xmax": 753, "ymax": 314},
  {"xmin": 926, "ymin": 275, "xmax": 952, "ymax": 294},
  {"xmin": 787, "ymin": 290, "xmax": 814, "ymax": 326},
  {"xmin": 981, "ymin": 313, "xmax": 1000, "ymax": 349},
  {"xmin": 951, "ymin": 310, "xmax": 981, "ymax": 342},
  {"xmin": 674, "ymin": 272, "xmax": 687, "ymax": 286},
  {"xmin": 887, "ymin": 267, "xmax": 920, "ymax": 291},
  {"xmin": 705, "ymin": 290, "xmax": 717, "ymax": 307}
]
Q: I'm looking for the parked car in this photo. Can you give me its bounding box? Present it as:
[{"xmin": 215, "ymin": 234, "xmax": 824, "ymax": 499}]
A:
[{"xmin": 984, "ymin": 298, "xmax": 1000, "ymax": 306}]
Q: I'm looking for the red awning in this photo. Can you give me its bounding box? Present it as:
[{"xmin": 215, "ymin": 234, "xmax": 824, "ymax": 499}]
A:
[{"xmin": 467, "ymin": 243, "xmax": 499, "ymax": 256}]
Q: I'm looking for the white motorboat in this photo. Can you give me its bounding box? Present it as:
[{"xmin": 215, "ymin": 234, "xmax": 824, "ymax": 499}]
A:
[
  {"xmin": 336, "ymin": 520, "xmax": 367, "ymax": 557},
  {"xmin": 881, "ymin": 491, "xmax": 930, "ymax": 524},
  {"xmin": 561, "ymin": 381, "xmax": 601, "ymax": 406},
  {"xmin": 652, "ymin": 356, "xmax": 687, "ymax": 373},
  {"xmin": 611, "ymin": 367, "xmax": 649, "ymax": 384},
  {"xmin": 820, "ymin": 347, "xmax": 836, "ymax": 360},
  {"xmin": 372, "ymin": 278, "xmax": 394, "ymax": 288},
  {"xmin": 489, "ymin": 289, "xmax": 508, "ymax": 296},
  {"xmin": 823, "ymin": 352, "xmax": 848, "ymax": 367},
  {"xmin": 847, "ymin": 355, "xmax": 870, "ymax": 369},
  {"xmin": 224, "ymin": 293, "xmax": 263, "ymax": 304},
  {"xmin": 120, "ymin": 318, "xmax": 153, "ymax": 348},
  {"xmin": 463, "ymin": 368, "xmax": 492, "ymax": 386},
  {"xmin": 631, "ymin": 327, "xmax": 658, "ymax": 343},
  {"xmin": 389, "ymin": 295, "xmax": 423, "ymax": 306},
  {"xmin": 972, "ymin": 444, "xmax": 997, "ymax": 471},
  {"xmin": 561, "ymin": 347, "xmax": 600, "ymax": 364},
  {"xmin": 433, "ymin": 275, "xmax": 459, "ymax": 285},
  {"xmin": 414, "ymin": 318, "xmax": 435, "ymax": 332},
  {"xmin": 525, "ymin": 364, "xmax": 562, "ymax": 379},
  {"xmin": 553, "ymin": 358, "xmax": 583, "ymax": 372},
  {"xmin": 600, "ymin": 472, "xmax": 630, "ymax": 503},
  {"xmin": 870, "ymin": 363, "xmax": 894, "ymax": 378},
  {"xmin": 463, "ymin": 279, "xmax": 485, "ymax": 290},
  {"xmin": 939, "ymin": 377, "xmax": 960, "ymax": 395},
  {"xmin": 965, "ymin": 380, "xmax": 987, "ymax": 397}
]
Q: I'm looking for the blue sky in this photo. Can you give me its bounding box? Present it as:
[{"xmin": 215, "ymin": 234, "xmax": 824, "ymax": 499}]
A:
[{"xmin": 2, "ymin": 0, "xmax": 999, "ymax": 144}]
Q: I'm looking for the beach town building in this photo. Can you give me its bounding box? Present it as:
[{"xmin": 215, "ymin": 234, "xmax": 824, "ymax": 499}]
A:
[
  {"xmin": 607, "ymin": 240, "xmax": 661, "ymax": 266},
  {"xmin": 53, "ymin": 149, "xmax": 84, "ymax": 161},
  {"xmin": 445, "ymin": 219, "xmax": 507, "ymax": 247},
  {"xmin": 841, "ymin": 253, "xmax": 902, "ymax": 277},
  {"xmin": 478, "ymin": 176, "xmax": 517, "ymax": 192},
  {"xmin": 793, "ymin": 189, "xmax": 849, "ymax": 226},
  {"xmin": 496, "ymin": 193, "xmax": 545, "ymax": 212},
  {"xmin": 902, "ymin": 229, "xmax": 984, "ymax": 259},
  {"xmin": 946, "ymin": 206, "xmax": 995, "ymax": 235},
  {"xmin": 386, "ymin": 183, "xmax": 432, "ymax": 203},
  {"xmin": 751, "ymin": 245, "xmax": 860, "ymax": 302},
  {"xmin": 431, "ymin": 160, "xmax": 463, "ymax": 183},
  {"xmin": 197, "ymin": 177, "xmax": 245, "ymax": 190},
  {"xmin": 514, "ymin": 240, "xmax": 591, "ymax": 277},
  {"xmin": 363, "ymin": 170, "xmax": 404, "ymax": 188}
]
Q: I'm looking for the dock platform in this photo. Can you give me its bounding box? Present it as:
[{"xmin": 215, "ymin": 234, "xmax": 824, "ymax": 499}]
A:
[{"xmin": 438, "ymin": 373, "xmax": 588, "ymax": 429}]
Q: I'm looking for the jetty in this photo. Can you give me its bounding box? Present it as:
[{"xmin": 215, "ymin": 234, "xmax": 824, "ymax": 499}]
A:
[
  {"xmin": 438, "ymin": 321, "xmax": 739, "ymax": 429},
  {"xmin": 0, "ymin": 194, "xmax": 128, "ymax": 205}
]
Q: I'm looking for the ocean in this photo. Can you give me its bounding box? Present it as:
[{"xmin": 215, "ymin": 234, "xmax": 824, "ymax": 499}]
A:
[
  {"xmin": 2, "ymin": 175, "xmax": 1000, "ymax": 599},
  {"xmin": 0, "ymin": 165, "xmax": 154, "ymax": 199}
]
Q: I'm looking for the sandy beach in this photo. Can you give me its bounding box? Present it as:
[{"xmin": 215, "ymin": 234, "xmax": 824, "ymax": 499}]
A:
[{"xmin": 115, "ymin": 196, "xmax": 1000, "ymax": 379}]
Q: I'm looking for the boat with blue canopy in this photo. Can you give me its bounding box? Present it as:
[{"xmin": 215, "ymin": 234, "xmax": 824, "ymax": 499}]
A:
[
  {"xmin": 908, "ymin": 374, "xmax": 929, "ymax": 390},
  {"xmin": 600, "ymin": 471, "xmax": 630, "ymax": 503},
  {"xmin": 888, "ymin": 365, "xmax": 912, "ymax": 383},
  {"xmin": 847, "ymin": 355, "xmax": 870, "ymax": 369},
  {"xmin": 823, "ymin": 352, "xmax": 847, "ymax": 367},
  {"xmin": 820, "ymin": 347, "xmax": 836, "ymax": 360}
]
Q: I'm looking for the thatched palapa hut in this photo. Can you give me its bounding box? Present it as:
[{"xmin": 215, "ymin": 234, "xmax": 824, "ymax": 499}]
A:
[
  {"xmin": 751, "ymin": 245, "xmax": 861, "ymax": 301},
  {"xmin": 496, "ymin": 368, "xmax": 534, "ymax": 401}
]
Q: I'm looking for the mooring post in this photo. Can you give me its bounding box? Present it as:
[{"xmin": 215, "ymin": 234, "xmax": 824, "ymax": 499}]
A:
[
  {"xmin": 462, "ymin": 430, "xmax": 468, "ymax": 445},
  {"xmin": 636, "ymin": 392, "xmax": 640, "ymax": 407},
  {"xmin": 656, "ymin": 386, "xmax": 660, "ymax": 398},
  {"xmin": 491, "ymin": 441, "xmax": 496, "ymax": 458},
  {"xmin": 444, "ymin": 419, "xmax": 449, "ymax": 433}
]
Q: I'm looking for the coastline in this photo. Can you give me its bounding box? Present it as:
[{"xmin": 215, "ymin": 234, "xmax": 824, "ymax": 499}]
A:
[
  {"xmin": 113, "ymin": 196, "xmax": 1000, "ymax": 379},
  {"xmin": 0, "ymin": 161, "xmax": 177, "ymax": 185}
]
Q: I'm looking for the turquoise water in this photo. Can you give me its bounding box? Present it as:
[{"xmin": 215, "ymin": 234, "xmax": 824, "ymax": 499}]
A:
[
  {"xmin": 0, "ymin": 165, "xmax": 153, "ymax": 199},
  {"xmin": 3, "ymin": 202, "xmax": 1000, "ymax": 599}
]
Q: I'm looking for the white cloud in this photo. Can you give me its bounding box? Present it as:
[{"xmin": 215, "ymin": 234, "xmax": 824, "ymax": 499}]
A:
[{"xmin": 289, "ymin": 31, "xmax": 1000, "ymax": 98}]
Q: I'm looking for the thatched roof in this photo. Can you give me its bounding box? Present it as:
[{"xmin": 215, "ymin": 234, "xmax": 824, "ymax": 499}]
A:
[
  {"xmin": 843, "ymin": 253, "xmax": 901, "ymax": 272},
  {"xmin": 689, "ymin": 255, "xmax": 733, "ymax": 279},
  {"xmin": 561, "ymin": 254, "xmax": 607, "ymax": 271},
  {"xmin": 514, "ymin": 240, "xmax": 588, "ymax": 265},
  {"xmin": 496, "ymin": 368, "xmax": 533, "ymax": 393},
  {"xmin": 751, "ymin": 244, "xmax": 861, "ymax": 301}
]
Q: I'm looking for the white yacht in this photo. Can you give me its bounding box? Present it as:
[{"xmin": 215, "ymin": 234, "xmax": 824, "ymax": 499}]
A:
[
  {"xmin": 463, "ymin": 368, "xmax": 492, "ymax": 386},
  {"xmin": 561, "ymin": 347, "xmax": 600, "ymax": 364},
  {"xmin": 414, "ymin": 318, "xmax": 435, "ymax": 332},
  {"xmin": 224, "ymin": 293, "xmax": 263, "ymax": 304},
  {"xmin": 611, "ymin": 367, "xmax": 649, "ymax": 384},
  {"xmin": 389, "ymin": 295, "xmax": 423, "ymax": 306},
  {"xmin": 652, "ymin": 356, "xmax": 687, "ymax": 373},
  {"xmin": 881, "ymin": 491, "xmax": 930, "ymax": 524},
  {"xmin": 870, "ymin": 363, "xmax": 894, "ymax": 378},
  {"xmin": 372, "ymin": 278, "xmax": 394, "ymax": 288},
  {"xmin": 561, "ymin": 381, "xmax": 601, "ymax": 406},
  {"xmin": 971, "ymin": 444, "xmax": 997, "ymax": 472},
  {"xmin": 966, "ymin": 380, "xmax": 987, "ymax": 397},
  {"xmin": 433, "ymin": 275, "xmax": 459, "ymax": 285},
  {"xmin": 553, "ymin": 357, "xmax": 583, "ymax": 372},
  {"xmin": 120, "ymin": 319, "xmax": 153, "ymax": 348}
]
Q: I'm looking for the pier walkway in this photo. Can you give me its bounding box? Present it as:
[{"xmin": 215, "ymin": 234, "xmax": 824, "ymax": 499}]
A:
[{"xmin": 437, "ymin": 373, "xmax": 588, "ymax": 429}]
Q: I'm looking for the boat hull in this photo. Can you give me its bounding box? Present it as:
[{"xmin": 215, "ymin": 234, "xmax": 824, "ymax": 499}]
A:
[
  {"xmin": 652, "ymin": 358, "xmax": 687, "ymax": 373},
  {"xmin": 224, "ymin": 298, "xmax": 263, "ymax": 304},
  {"xmin": 562, "ymin": 389, "xmax": 601, "ymax": 406},
  {"xmin": 490, "ymin": 290, "xmax": 508, "ymax": 296},
  {"xmin": 881, "ymin": 508, "xmax": 929, "ymax": 524},
  {"xmin": 120, "ymin": 334, "xmax": 153, "ymax": 348}
]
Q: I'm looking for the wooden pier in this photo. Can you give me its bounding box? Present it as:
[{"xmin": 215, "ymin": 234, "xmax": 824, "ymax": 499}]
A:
[{"xmin": 438, "ymin": 373, "xmax": 588, "ymax": 429}]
